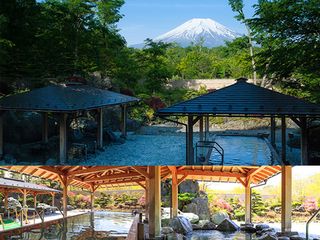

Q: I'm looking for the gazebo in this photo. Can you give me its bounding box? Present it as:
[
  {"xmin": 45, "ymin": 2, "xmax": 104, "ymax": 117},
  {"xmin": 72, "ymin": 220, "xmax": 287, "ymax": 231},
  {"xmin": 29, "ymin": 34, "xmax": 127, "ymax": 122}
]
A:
[
  {"xmin": 1, "ymin": 165, "xmax": 294, "ymax": 239},
  {"xmin": 157, "ymin": 78, "xmax": 320, "ymax": 165},
  {"xmin": 0, "ymin": 83, "xmax": 139, "ymax": 163}
]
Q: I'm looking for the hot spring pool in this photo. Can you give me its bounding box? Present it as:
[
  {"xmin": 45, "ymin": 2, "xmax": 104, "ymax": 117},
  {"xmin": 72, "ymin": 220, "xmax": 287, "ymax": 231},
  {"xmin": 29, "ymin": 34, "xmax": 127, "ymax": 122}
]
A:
[
  {"xmin": 2, "ymin": 211, "xmax": 134, "ymax": 240},
  {"xmin": 83, "ymin": 133, "xmax": 280, "ymax": 166}
]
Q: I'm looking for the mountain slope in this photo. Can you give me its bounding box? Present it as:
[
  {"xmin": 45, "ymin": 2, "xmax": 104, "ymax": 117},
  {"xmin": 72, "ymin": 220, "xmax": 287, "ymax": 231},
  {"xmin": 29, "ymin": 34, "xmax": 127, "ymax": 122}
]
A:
[{"xmin": 153, "ymin": 18, "xmax": 241, "ymax": 48}]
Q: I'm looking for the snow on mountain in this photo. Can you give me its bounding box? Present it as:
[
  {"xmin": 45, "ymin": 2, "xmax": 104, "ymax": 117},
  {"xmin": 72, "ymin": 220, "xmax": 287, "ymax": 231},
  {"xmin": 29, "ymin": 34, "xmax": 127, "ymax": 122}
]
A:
[{"xmin": 150, "ymin": 18, "xmax": 242, "ymax": 48}]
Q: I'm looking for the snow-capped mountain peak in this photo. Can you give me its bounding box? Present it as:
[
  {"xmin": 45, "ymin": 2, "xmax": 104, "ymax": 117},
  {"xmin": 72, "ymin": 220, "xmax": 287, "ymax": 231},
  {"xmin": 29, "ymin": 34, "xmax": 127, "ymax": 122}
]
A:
[{"xmin": 153, "ymin": 18, "xmax": 241, "ymax": 48}]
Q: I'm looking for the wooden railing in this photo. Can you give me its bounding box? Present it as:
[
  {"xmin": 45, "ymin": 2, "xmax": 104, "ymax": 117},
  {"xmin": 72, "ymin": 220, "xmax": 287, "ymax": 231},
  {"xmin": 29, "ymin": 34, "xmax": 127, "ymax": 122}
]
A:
[{"xmin": 127, "ymin": 213, "xmax": 144, "ymax": 240}]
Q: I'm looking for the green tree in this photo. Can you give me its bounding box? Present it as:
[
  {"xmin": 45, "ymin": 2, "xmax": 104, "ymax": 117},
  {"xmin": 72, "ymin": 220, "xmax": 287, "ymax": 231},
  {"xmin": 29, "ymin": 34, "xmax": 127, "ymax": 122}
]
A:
[{"xmin": 252, "ymin": 190, "xmax": 267, "ymax": 216}]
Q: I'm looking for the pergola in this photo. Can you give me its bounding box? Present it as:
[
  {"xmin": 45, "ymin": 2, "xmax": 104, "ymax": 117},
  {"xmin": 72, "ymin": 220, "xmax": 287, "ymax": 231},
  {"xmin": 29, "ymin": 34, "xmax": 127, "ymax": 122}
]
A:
[
  {"xmin": 0, "ymin": 165, "xmax": 293, "ymax": 239},
  {"xmin": 0, "ymin": 177, "xmax": 61, "ymax": 216},
  {"xmin": 0, "ymin": 83, "xmax": 139, "ymax": 163},
  {"xmin": 157, "ymin": 78, "xmax": 320, "ymax": 165}
]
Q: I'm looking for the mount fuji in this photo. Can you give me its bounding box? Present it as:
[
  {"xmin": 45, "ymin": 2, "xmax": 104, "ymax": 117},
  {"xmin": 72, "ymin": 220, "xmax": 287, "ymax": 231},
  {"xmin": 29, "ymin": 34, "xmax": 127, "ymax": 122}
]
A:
[{"xmin": 131, "ymin": 18, "xmax": 242, "ymax": 48}]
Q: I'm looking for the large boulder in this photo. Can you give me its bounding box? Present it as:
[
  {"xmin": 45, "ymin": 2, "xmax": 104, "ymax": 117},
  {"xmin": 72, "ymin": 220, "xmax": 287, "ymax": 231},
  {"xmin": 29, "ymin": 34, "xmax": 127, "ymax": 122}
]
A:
[
  {"xmin": 183, "ymin": 196, "xmax": 210, "ymax": 220},
  {"xmin": 202, "ymin": 221, "xmax": 216, "ymax": 230},
  {"xmin": 211, "ymin": 211, "xmax": 229, "ymax": 225},
  {"xmin": 179, "ymin": 180, "xmax": 199, "ymax": 194},
  {"xmin": 169, "ymin": 216, "xmax": 193, "ymax": 235},
  {"xmin": 257, "ymin": 234, "xmax": 277, "ymax": 240},
  {"xmin": 181, "ymin": 212, "xmax": 199, "ymax": 224},
  {"xmin": 216, "ymin": 218, "xmax": 240, "ymax": 232},
  {"xmin": 7, "ymin": 197, "xmax": 22, "ymax": 210},
  {"xmin": 256, "ymin": 224, "xmax": 271, "ymax": 231}
]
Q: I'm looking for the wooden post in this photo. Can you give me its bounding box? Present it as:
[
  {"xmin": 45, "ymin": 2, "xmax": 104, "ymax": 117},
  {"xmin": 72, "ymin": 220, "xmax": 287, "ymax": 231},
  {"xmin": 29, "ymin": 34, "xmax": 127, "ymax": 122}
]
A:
[
  {"xmin": 281, "ymin": 117, "xmax": 286, "ymax": 164},
  {"xmin": 199, "ymin": 116, "xmax": 204, "ymax": 142},
  {"xmin": 33, "ymin": 193, "xmax": 37, "ymax": 209},
  {"xmin": 205, "ymin": 115, "xmax": 209, "ymax": 141},
  {"xmin": 121, "ymin": 105, "xmax": 127, "ymax": 138},
  {"xmin": 60, "ymin": 175, "xmax": 69, "ymax": 218},
  {"xmin": 90, "ymin": 191, "xmax": 95, "ymax": 211},
  {"xmin": 42, "ymin": 112, "xmax": 49, "ymax": 143},
  {"xmin": 52, "ymin": 193, "xmax": 55, "ymax": 207},
  {"xmin": 97, "ymin": 108, "xmax": 103, "ymax": 149},
  {"xmin": 244, "ymin": 183, "xmax": 251, "ymax": 224},
  {"xmin": 171, "ymin": 167, "xmax": 178, "ymax": 218},
  {"xmin": 300, "ymin": 117, "xmax": 309, "ymax": 165},
  {"xmin": 0, "ymin": 111, "xmax": 4, "ymax": 158},
  {"xmin": 4, "ymin": 191, "xmax": 8, "ymax": 209},
  {"xmin": 145, "ymin": 178, "xmax": 150, "ymax": 221},
  {"xmin": 23, "ymin": 189, "xmax": 27, "ymax": 207},
  {"xmin": 281, "ymin": 166, "xmax": 292, "ymax": 233},
  {"xmin": 148, "ymin": 166, "xmax": 161, "ymax": 239},
  {"xmin": 59, "ymin": 113, "xmax": 68, "ymax": 164},
  {"xmin": 270, "ymin": 116, "xmax": 276, "ymax": 147},
  {"xmin": 187, "ymin": 116, "xmax": 194, "ymax": 165}
]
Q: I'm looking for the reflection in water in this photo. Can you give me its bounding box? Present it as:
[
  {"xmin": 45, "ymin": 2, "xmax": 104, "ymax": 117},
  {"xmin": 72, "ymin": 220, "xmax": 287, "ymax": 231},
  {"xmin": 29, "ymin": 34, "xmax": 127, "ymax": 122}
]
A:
[{"xmin": 5, "ymin": 212, "xmax": 134, "ymax": 240}]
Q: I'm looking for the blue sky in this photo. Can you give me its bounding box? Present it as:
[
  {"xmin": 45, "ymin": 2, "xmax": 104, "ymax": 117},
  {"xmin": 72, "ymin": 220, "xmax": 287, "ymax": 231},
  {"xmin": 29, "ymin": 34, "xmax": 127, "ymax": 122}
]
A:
[{"xmin": 117, "ymin": 0, "xmax": 259, "ymax": 45}]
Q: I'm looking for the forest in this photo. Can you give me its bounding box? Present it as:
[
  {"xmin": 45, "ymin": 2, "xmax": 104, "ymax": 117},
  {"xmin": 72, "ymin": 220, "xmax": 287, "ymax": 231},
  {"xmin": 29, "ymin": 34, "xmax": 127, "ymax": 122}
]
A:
[{"xmin": 0, "ymin": 0, "xmax": 319, "ymax": 106}]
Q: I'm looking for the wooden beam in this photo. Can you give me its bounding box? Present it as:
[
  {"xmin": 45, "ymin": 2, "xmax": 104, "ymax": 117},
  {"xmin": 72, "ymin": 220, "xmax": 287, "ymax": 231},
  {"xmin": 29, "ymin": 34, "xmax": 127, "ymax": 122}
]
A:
[
  {"xmin": 42, "ymin": 112, "xmax": 49, "ymax": 143},
  {"xmin": 61, "ymin": 175, "xmax": 68, "ymax": 218},
  {"xmin": 131, "ymin": 167, "xmax": 150, "ymax": 179},
  {"xmin": 281, "ymin": 117, "xmax": 287, "ymax": 164},
  {"xmin": 135, "ymin": 181, "xmax": 146, "ymax": 189},
  {"xmin": 96, "ymin": 108, "xmax": 103, "ymax": 149},
  {"xmin": 178, "ymin": 174, "xmax": 188, "ymax": 186},
  {"xmin": 68, "ymin": 166, "xmax": 121, "ymax": 177},
  {"xmin": 237, "ymin": 177, "xmax": 246, "ymax": 187},
  {"xmin": 59, "ymin": 113, "xmax": 68, "ymax": 164},
  {"xmin": 204, "ymin": 115, "xmax": 209, "ymax": 141},
  {"xmin": 177, "ymin": 170, "xmax": 246, "ymax": 179},
  {"xmin": 148, "ymin": 166, "xmax": 161, "ymax": 238},
  {"xmin": 281, "ymin": 166, "xmax": 292, "ymax": 233},
  {"xmin": 83, "ymin": 172, "xmax": 143, "ymax": 182}
]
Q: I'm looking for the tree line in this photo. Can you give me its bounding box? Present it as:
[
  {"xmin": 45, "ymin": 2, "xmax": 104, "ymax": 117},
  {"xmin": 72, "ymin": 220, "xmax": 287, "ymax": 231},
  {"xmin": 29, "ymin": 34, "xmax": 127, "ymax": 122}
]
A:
[{"xmin": 0, "ymin": 0, "xmax": 319, "ymax": 103}]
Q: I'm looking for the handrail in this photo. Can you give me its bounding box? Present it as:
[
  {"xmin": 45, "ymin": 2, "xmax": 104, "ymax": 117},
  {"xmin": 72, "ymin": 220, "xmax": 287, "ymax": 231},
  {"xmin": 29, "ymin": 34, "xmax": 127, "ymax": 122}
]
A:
[
  {"xmin": 196, "ymin": 140, "xmax": 224, "ymax": 165},
  {"xmin": 306, "ymin": 208, "xmax": 320, "ymax": 240},
  {"xmin": 56, "ymin": 206, "xmax": 64, "ymax": 217}
]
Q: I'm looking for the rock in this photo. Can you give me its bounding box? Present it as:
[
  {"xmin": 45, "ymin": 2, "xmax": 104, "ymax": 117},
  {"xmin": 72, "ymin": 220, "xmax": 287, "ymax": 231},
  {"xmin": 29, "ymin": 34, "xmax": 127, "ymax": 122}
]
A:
[
  {"xmin": 161, "ymin": 227, "xmax": 174, "ymax": 234},
  {"xmin": 179, "ymin": 180, "xmax": 199, "ymax": 194},
  {"xmin": 192, "ymin": 224, "xmax": 202, "ymax": 230},
  {"xmin": 257, "ymin": 233, "xmax": 277, "ymax": 240},
  {"xmin": 202, "ymin": 221, "xmax": 216, "ymax": 230},
  {"xmin": 290, "ymin": 235, "xmax": 304, "ymax": 240},
  {"xmin": 181, "ymin": 212, "xmax": 199, "ymax": 224},
  {"xmin": 240, "ymin": 223, "xmax": 256, "ymax": 233},
  {"xmin": 45, "ymin": 158, "xmax": 58, "ymax": 165},
  {"xmin": 8, "ymin": 197, "xmax": 22, "ymax": 210},
  {"xmin": 170, "ymin": 216, "xmax": 193, "ymax": 235},
  {"xmin": 183, "ymin": 197, "xmax": 210, "ymax": 220},
  {"xmin": 211, "ymin": 211, "xmax": 229, "ymax": 225},
  {"xmin": 216, "ymin": 218, "xmax": 239, "ymax": 232},
  {"xmin": 278, "ymin": 237, "xmax": 290, "ymax": 240},
  {"xmin": 277, "ymin": 232, "xmax": 300, "ymax": 238},
  {"xmin": 256, "ymin": 224, "xmax": 271, "ymax": 231},
  {"xmin": 164, "ymin": 233, "xmax": 185, "ymax": 240}
]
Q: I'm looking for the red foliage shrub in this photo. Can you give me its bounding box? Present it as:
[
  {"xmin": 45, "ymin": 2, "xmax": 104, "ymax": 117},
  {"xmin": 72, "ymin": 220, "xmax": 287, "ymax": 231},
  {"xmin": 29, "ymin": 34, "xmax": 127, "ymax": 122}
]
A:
[{"xmin": 145, "ymin": 96, "xmax": 166, "ymax": 110}]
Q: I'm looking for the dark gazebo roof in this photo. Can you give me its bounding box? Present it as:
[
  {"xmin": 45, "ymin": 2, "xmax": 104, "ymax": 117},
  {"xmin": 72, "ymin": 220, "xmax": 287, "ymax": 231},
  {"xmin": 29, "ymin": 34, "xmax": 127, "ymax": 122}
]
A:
[
  {"xmin": 0, "ymin": 177, "xmax": 61, "ymax": 194},
  {"xmin": 157, "ymin": 79, "xmax": 320, "ymax": 117},
  {"xmin": 0, "ymin": 83, "xmax": 139, "ymax": 112}
]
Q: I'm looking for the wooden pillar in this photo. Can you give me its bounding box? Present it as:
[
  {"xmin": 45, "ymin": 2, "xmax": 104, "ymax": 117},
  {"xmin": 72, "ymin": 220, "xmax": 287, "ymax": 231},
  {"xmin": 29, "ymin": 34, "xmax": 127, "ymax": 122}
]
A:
[
  {"xmin": 90, "ymin": 191, "xmax": 95, "ymax": 211},
  {"xmin": 42, "ymin": 112, "xmax": 49, "ymax": 143},
  {"xmin": 61, "ymin": 175, "xmax": 69, "ymax": 218},
  {"xmin": 205, "ymin": 115, "xmax": 209, "ymax": 141},
  {"xmin": 199, "ymin": 117, "xmax": 204, "ymax": 142},
  {"xmin": 300, "ymin": 117, "xmax": 309, "ymax": 165},
  {"xmin": 52, "ymin": 193, "xmax": 55, "ymax": 207},
  {"xmin": 148, "ymin": 166, "xmax": 161, "ymax": 239},
  {"xmin": 270, "ymin": 116, "xmax": 276, "ymax": 147},
  {"xmin": 281, "ymin": 166, "xmax": 292, "ymax": 233},
  {"xmin": 244, "ymin": 183, "xmax": 251, "ymax": 224},
  {"xmin": 59, "ymin": 113, "xmax": 68, "ymax": 164},
  {"xmin": 33, "ymin": 193, "xmax": 37, "ymax": 209},
  {"xmin": 121, "ymin": 105, "xmax": 127, "ymax": 138},
  {"xmin": 97, "ymin": 108, "xmax": 103, "ymax": 149},
  {"xmin": 171, "ymin": 167, "xmax": 178, "ymax": 218},
  {"xmin": 4, "ymin": 191, "xmax": 8, "ymax": 209},
  {"xmin": 281, "ymin": 117, "xmax": 286, "ymax": 164},
  {"xmin": 23, "ymin": 189, "xmax": 27, "ymax": 207},
  {"xmin": 0, "ymin": 111, "xmax": 4, "ymax": 157},
  {"xmin": 187, "ymin": 116, "xmax": 194, "ymax": 165},
  {"xmin": 145, "ymin": 178, "xmax": 150, "ymax": 221}
]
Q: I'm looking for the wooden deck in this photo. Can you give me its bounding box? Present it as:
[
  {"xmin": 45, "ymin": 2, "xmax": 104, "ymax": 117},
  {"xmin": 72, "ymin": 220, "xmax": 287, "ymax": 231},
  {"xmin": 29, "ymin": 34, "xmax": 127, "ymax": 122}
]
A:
[{"xmin": 0, "ymin": 209, "xmax": 90, "ymax": 237}]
